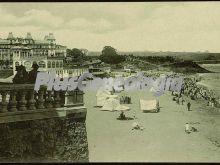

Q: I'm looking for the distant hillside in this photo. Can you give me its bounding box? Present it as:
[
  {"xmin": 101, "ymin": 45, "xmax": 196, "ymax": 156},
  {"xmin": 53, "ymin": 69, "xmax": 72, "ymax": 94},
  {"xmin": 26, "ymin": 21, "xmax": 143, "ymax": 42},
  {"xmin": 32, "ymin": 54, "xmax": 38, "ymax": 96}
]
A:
[
  {"xmin": 165, "ymin": 61, "xmax": 212, "ymax": 73},
  {"xmin": 88, "ymin": 51, "xmax": 220, "ymax": 62}
]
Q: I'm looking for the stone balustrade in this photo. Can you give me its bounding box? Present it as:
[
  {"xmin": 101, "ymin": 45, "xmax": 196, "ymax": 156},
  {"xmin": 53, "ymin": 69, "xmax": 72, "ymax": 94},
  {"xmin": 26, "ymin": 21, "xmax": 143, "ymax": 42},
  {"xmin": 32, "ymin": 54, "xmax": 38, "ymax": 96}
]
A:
[
  {"xmin": 0, "ymin": 84, "xmax": 89, "ymax": 162},
  {"xmin": 0, "ymin": 84, "xmax": 85, "ymax": 123}
]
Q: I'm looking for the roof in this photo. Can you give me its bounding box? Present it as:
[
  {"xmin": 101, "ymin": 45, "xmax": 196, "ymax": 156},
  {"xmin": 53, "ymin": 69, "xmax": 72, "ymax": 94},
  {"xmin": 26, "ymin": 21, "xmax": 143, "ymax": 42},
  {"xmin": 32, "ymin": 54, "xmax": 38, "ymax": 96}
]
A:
[
  {"xmin": 34, "ymin": 40, "xmax": 50, "ymax": 44},
  {"xmin": 0, "ymin": 39, "xmax": 10, "ymax": 44}
]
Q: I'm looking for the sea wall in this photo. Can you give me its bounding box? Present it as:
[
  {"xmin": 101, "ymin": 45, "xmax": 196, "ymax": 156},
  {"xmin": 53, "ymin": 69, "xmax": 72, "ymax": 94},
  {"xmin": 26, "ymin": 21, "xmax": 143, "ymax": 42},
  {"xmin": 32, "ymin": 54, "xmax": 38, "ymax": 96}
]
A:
[{"xmin": 0, "ymin": 109, "xmax": 89, "ymax": 162}]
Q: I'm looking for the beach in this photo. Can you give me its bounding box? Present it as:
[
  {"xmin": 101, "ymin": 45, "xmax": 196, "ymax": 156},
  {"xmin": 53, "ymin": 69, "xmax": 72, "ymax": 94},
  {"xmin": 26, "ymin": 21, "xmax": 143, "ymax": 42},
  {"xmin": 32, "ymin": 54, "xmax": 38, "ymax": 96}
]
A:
[{"xmin": 85, "ymin": 89, "xmax": 220, "ymax": 162}]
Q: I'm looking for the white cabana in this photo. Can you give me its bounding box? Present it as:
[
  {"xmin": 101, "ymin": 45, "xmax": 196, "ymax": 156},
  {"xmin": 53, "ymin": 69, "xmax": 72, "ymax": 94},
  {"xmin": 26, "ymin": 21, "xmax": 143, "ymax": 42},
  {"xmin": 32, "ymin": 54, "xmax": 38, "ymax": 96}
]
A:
[
  {"xmin": 139, "ymin": 99, "xmax": 159, "ymax": 113},
  {"xmin": 100, "ymin": 97, "xmax": 120, "ymax": 111},
  {"xmin": 96, "ymin": 87, "xmax": 117, "ymax": 107}
]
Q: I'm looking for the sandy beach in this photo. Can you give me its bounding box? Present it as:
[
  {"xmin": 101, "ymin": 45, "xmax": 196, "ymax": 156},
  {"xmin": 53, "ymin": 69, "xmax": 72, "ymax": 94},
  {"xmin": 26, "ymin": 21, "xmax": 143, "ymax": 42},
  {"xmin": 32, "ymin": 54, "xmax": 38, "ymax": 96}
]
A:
[{"xmin": 85, "ymin": 89, "xmax": 220, "ymax": 162}]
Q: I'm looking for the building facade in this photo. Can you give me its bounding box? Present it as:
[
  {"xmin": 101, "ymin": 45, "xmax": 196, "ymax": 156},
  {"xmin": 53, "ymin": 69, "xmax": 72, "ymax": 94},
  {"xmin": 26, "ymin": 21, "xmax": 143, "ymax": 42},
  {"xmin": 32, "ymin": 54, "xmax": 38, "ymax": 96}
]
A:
[{"xmin": 0, "ymin": 32, "xmax": 67, "ymax": 75}]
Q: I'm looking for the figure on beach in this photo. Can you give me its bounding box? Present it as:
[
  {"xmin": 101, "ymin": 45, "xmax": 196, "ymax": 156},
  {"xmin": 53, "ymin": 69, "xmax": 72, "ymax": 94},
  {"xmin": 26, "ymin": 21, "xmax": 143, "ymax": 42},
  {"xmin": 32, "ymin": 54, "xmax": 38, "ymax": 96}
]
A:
[
  {"xmin": 185, "ymin": 123, "xmax": 190, "ymax": 134},
  {"xmin": 187, "ymin": 102, "xmax": 191, "ymax": 111}
]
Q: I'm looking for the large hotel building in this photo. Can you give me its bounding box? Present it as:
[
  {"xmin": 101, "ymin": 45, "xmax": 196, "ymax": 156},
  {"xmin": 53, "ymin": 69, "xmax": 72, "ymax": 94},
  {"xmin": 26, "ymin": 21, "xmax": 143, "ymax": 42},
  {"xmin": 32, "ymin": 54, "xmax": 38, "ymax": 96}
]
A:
[{"xmin": 0, "ymin": 32, "xmax": 88, "ymax": 77}]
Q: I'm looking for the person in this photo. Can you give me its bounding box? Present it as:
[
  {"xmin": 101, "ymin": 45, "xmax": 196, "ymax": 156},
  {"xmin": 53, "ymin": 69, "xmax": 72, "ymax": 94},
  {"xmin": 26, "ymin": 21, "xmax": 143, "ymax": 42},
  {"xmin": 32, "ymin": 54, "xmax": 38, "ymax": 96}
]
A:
[
  {"xmin": 181, "ymin": 97, "xmax": 185, "ymax": 105},
  {"xmin": 176, "ymin": 97, "xmax": 180, "ymax": 104},
  {"xmin": 28, "ymin": 63, "xmax": 39, "ymax": 84},
  {"xmin": 185, "ymin": 123, "xmax": 190, "ymax": 134},
  {"xmin": 187, "ymin": 102, "xmax": 191, "ymax": 111},
  {"xmin": 128, "ymin": 96, "xmax": 131, "ymax": 104},
  {"xmin": 211, "ymin": 102, "xmax": 214, "ymax": 108},
  {"xmin": 119, "ymin": 111, "xmax": 126, "ymax": 120},
  {"xmin": 12, "ymin": 65, "xmax": 28, "ymax": 84}
]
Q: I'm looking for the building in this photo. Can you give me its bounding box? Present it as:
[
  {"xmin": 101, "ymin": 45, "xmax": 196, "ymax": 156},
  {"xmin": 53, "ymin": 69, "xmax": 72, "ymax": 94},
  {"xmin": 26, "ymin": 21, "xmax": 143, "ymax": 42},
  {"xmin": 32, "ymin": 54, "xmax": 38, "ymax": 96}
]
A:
[{"xmin": 0, "ymin": 32, "xmax": 66, "ymax": 75}]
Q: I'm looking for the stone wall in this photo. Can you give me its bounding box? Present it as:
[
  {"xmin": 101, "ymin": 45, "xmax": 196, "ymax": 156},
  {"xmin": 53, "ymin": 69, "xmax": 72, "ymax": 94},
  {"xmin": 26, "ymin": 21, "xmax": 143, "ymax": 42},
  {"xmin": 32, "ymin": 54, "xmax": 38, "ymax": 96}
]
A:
[{"xmin": 0, "ymin": 115, "xmax": 89, "ymax": 162}]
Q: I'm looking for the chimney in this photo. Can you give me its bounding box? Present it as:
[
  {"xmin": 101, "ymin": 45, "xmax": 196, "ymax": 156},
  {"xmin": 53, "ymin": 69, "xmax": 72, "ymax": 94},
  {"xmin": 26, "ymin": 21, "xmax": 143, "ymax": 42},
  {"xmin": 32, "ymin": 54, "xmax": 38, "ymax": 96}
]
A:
[
  {"xmin": 7, "ymin": 32, "xmax": 14, "ymax": 39},
  {"xmin": 49, "ymin": 33, "xmax": 55, "ymax": 40},
  {"xmin": 26, "ymin": 32, "xmax": 32, "ymax": 39}
]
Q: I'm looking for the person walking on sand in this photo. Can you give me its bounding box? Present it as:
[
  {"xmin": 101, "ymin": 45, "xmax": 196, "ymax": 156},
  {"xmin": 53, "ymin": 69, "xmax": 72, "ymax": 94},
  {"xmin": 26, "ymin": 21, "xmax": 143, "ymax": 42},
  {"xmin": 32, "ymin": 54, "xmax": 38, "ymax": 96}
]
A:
[
  {"xmin": 187, "ymin": 102, "xmax": 191, "ymax": 111},
  {"xmin": 185, "ymin": 123, "xmax": 190, "ymax": 134},
  {"xmin": 181, "ymin": 97, "xmax": 185, "ymax": 105}
]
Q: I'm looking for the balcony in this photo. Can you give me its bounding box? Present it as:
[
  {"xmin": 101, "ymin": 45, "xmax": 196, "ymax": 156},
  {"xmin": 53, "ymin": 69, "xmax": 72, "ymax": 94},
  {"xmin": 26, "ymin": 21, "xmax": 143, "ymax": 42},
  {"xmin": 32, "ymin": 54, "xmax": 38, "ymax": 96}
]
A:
[{"xmin": 0, "ymin": 84, "xmax": 86, "ymax": 124}]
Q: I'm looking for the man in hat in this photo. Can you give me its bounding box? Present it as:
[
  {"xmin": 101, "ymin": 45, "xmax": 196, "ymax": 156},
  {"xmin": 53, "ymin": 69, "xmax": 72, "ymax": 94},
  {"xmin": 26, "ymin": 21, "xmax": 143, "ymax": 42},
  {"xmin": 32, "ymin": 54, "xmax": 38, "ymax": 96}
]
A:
[{"xmin": 28, "ymin": 62, "xmax": 39, "ymax": 84}]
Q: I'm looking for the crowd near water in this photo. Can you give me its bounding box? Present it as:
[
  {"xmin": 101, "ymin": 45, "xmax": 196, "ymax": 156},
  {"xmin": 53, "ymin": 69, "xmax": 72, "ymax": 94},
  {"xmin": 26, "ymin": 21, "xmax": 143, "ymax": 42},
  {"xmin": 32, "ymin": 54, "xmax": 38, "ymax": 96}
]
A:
[{"xmin": 143, "ymin": 71, "xmax": 220, "ymax": 109}]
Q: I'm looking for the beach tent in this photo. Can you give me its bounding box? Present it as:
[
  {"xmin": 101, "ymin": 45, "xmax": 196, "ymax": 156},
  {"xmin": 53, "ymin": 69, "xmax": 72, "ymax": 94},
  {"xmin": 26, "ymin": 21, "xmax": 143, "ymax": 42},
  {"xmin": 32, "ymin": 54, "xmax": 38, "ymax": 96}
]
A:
[
  {"xmin": 139, "ymin": 99, "xmax": 159, "ymax": 113},
  {"xmin": 96, "ymin": 88, "xmax": 118, "ymax": 107},
  {"xmin": 100, "ymin": 97, "xmax": 120, "ymax": 111}
]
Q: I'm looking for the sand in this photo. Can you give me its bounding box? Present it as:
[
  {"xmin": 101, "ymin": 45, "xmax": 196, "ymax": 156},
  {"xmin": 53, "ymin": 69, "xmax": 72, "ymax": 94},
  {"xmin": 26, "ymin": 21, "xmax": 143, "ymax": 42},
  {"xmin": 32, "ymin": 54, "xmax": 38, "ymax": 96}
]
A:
[{"xmin": 85, "ymin": 89, "xmax": 220, "ymax": 162}]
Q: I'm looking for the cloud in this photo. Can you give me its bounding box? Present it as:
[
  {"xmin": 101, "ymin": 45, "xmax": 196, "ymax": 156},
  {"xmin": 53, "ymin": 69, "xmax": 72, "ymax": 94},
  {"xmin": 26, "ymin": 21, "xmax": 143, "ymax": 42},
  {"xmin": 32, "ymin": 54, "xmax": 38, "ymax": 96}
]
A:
[
  {"xmin": 1, "ymin": 2, "xmax": 220, "ymax": 52},
  {"xmin": 20, "ymin": 9, "xmax": 64, "ymax": 28},
  {"xmin": 66, "ymin": 18, "xmax": 112, "ymax": 33},
  {"xmin": 0, "ymin": 6, "xmax": 63, "ymax": 29}
]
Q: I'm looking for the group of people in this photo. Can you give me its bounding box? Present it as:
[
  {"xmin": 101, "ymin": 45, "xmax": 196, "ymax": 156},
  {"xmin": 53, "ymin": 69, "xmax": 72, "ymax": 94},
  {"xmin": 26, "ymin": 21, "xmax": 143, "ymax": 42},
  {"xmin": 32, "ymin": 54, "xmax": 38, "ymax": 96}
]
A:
[
  {"xmin": 13, "ymin": 63, "xmax": 39, "ymax": 84},
  {"xmin": 171, "ymin": 91, "xmax": 191, "ymax": 111},
  {"xmin": 181, "ymin": 77, "xmax": 218, "ymax": 108},
  {"xmin": 120, "ymin": 95, "xmax": 131, "ymax": 104}
]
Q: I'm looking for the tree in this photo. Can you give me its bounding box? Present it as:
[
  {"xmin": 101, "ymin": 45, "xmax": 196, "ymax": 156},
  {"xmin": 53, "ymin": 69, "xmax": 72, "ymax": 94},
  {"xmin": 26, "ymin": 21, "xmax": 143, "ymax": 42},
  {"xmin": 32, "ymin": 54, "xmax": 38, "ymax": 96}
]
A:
[
  {"xmin": 99, "ymin": 46, "xmax": 125, "ymax": 64},
  {"xmin": 67, "ymin": 48, "xmax": 86, "ymax": 63},
  {"xmin": 101, "ymin": 46, "xmax": 117, "ymax": 56}
]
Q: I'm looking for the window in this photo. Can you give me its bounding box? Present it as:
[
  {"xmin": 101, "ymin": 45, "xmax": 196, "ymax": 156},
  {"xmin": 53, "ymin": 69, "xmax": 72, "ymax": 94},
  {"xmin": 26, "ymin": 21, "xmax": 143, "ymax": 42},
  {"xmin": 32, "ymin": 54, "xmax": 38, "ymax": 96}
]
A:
[
  {"xmin": 39, "ymin": 61, "xmax": 46, "ymax": 68},
  {"xmin": 47, "ymin": 61, "xmax": 51, "ymax": 68},
  {"xmin": 56, "ymin": 61, "xmax": 59, "ymax": 68},
  {"xmin": 15, "ymin": 61, "xmax": 19, "ymax": 66},
  {"xmin": 52, "ymin": 61, "xmax": 55, "ymax": 68},
  {"xmin": 59, "ymin": 61, "xmax": 63, "ymax": 68}
]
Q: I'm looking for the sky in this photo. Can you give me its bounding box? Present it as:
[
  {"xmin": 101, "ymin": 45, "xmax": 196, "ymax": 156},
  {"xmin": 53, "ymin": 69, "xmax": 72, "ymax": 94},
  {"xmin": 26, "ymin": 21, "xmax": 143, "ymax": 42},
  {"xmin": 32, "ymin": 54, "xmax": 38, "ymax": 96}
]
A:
[{"xmin": 0, "ymin": 2, "xmax": 220, "ymax": 52}]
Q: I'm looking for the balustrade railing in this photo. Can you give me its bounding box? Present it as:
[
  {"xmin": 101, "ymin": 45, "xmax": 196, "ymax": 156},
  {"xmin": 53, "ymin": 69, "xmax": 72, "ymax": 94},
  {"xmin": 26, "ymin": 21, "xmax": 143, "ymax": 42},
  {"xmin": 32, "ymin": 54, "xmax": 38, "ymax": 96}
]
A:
[{"xmin": 0, "ymin": 84, "xmax": 84, "ymax": 113}]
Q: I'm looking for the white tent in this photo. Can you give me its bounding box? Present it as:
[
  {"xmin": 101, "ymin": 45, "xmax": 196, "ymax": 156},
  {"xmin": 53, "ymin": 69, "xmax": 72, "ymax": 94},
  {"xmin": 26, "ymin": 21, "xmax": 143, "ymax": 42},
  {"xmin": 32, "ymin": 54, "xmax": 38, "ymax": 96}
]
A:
[
  {"xmin": 96, "ymin": 88, "xmax": 118, "ymax": 107},
  {"xmin": 100, "ymin": 97, "xmax": 120, "ymax": 111},
  {"xmin": 140, "ymin": 99, "xmax": 159, "ymax": 113}
]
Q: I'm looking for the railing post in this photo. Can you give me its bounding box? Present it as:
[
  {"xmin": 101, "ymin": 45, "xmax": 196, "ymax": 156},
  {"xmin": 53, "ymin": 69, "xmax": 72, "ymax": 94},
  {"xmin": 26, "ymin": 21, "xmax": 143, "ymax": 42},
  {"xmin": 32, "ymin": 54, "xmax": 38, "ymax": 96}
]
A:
[
  {"xmin": 37, "ymin": 89, "xmax": 45, "ymax": 109},
  {"xmin": 9, "ymin": 91, "xmax": 17, "ymax": 112},
  {"xmin": 18, "ymin": 91, "xmax": 27, "ymax": 111},
  {"xmin": 45, "ymin": 91, "xmax": 53, "ymax": 108},
  {"xmin": 28, "ymin": 90, "xmax": 36, "ymax": 110},
  {"xmin": 0, "ymin": 91, "xmax": 8, "ymax": 112},
  {"xmin": 54, "ymin": 91, "xmax": 61, "ymax": 108}
]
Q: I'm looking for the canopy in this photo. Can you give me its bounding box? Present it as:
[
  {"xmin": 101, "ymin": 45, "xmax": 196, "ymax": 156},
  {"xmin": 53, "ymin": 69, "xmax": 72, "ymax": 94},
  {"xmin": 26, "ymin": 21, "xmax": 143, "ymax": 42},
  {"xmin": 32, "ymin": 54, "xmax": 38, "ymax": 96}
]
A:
[{"xmin": 140, "ymin": 99, "xmax": 159, "ymax": 113}]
